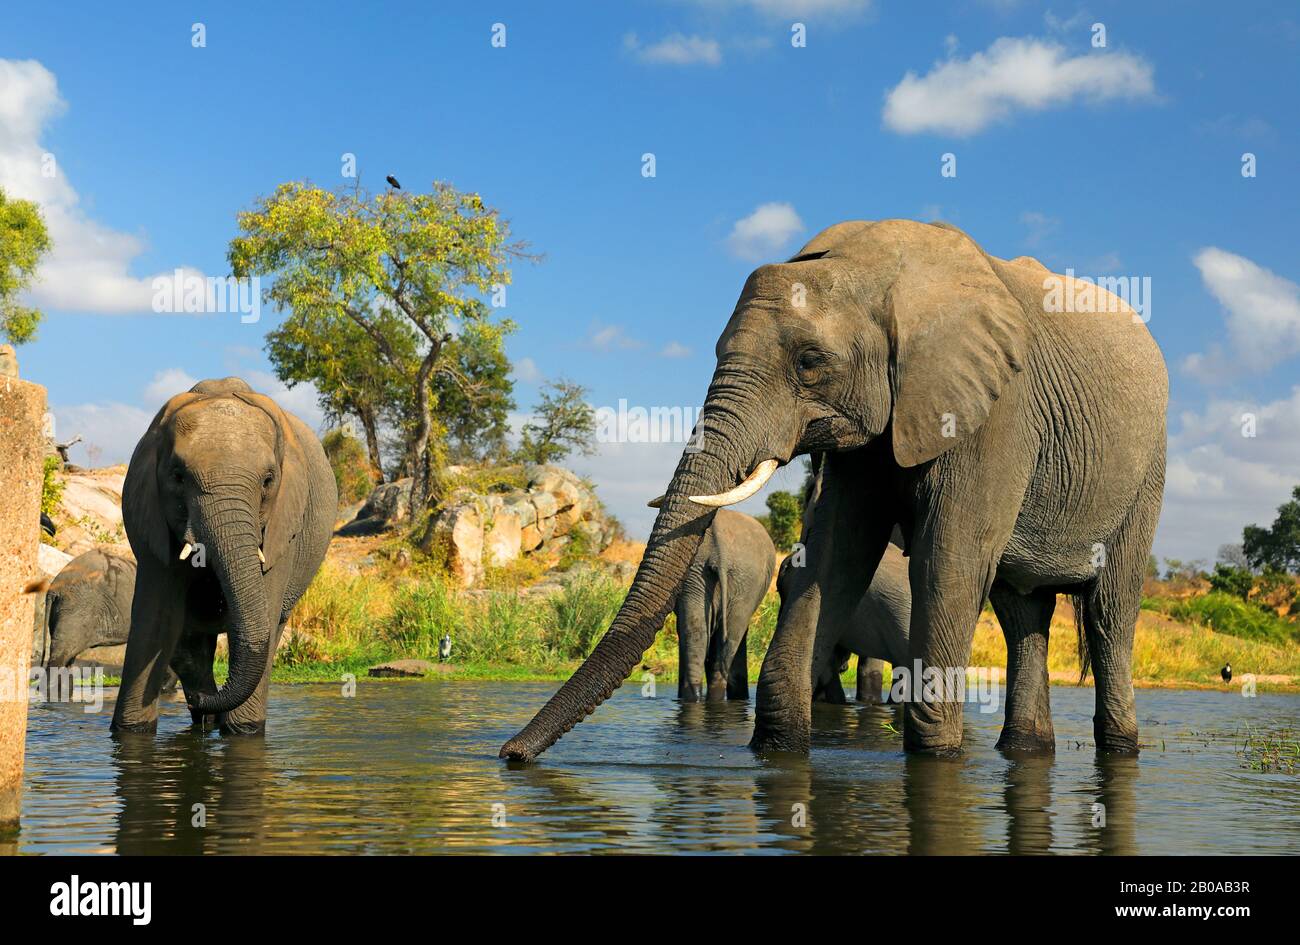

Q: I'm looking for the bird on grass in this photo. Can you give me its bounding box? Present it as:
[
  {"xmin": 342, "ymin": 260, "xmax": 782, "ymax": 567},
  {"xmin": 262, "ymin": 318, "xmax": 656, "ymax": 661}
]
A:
[
  {"xmin": 386, "ymin": 175, "xmax": 401, "ymax": 190},
  {"xmin": 439, "ymin": 633, "xmax": 452, "ymax": 662},
  {"xmin": 1221, "ymin": 662, "xmax": 1232, "ymax": 683}
]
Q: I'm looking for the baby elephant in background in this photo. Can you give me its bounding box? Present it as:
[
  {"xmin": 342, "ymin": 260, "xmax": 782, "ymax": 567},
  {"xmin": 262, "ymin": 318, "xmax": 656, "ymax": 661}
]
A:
[
  {"xmin": 651, "ymin": 501, "xmax": 775, "ymax": 701},
  {"xmin": 779, "ymin": 542, "xmax": 911, "ymax": 705},
  {"xmin": 26, "ymin": 549, "xmax": 149, "ymax": 671}
]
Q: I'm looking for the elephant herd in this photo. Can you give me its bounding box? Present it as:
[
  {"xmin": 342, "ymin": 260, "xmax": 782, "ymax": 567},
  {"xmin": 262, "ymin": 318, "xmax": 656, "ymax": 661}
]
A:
[{"xmin": 36, "ymin": 218, "xmax": 1167, "ymax": 772}]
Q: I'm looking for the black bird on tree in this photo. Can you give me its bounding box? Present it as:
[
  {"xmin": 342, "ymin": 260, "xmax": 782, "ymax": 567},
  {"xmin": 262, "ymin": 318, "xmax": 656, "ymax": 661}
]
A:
[
  {"xmin": 386, "ymin": 175, "xmax": 401, "ymax": 190},
  {"xmin": 1221, "ymin": 662, "xmax": 1232, "ymax": 683}
]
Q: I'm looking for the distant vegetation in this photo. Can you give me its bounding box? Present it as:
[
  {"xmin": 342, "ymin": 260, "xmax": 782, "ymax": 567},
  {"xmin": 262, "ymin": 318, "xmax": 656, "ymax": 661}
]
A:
[{"xmin": 0, "ymin": 185, "xmax": 51, "ymax": 346}]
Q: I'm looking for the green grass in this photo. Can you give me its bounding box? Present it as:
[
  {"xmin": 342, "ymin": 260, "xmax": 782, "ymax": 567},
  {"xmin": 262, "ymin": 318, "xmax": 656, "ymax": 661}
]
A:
[{"xmin": 1143, "ymin": 591, "xmax": 1300, "ymax": 647}]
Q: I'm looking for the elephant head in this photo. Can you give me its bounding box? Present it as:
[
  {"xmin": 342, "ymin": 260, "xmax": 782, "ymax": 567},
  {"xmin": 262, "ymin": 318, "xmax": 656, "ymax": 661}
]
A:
[
  {"xmin": 40, "ymin": 551, "xmax": 137, "ymax": 669},
  {"xmin": 500, "ymin": 220, "xmax": 1029, "ymax": 762},
  {"xmin": 122, "ymin": 377, "xmax": 312, "ymax": 716}
]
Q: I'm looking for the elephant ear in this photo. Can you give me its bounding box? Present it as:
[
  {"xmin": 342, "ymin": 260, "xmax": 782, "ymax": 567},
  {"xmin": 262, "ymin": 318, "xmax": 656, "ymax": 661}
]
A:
[
  {"xmin": 122, "ymin": 393, "xmax": 199, "ymax": 563},
  {"xmin": 887, "ymin": 225, "xmax": 1030, "ymax": 468},
  {"xmin": 235, "ymin": 391, "xmax": 310, "ymax": 572}
]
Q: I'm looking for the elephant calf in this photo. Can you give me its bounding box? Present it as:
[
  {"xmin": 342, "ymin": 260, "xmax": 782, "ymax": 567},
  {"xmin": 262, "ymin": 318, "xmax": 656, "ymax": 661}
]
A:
[
  {"xmin": 113, "ymin": 377, "xmax": 336, "ymax": 736},
  {"xmin": 655, "ymin": 505, "xmax": 776, "ymax": 701},
  {"xmin": 27, "ymin": 548, "xmax": 180, "ymax": 692},
  {"xmin": 780, "ymin": 541, "xmax": 911, "ymax": 705}
]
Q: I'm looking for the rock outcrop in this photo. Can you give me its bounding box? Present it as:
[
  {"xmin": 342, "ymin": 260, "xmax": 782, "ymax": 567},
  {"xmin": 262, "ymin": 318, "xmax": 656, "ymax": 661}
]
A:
[
  {"xmin": 418, "ymin": 465, "xmax": 616, "ymax": 587},
  {"xmin": 48, "ymin": 467, "xmax": 128, "ymax": 555},
  {"xmin": 337, "ymin": 465, "xmax": 616, "ymax": 587}
]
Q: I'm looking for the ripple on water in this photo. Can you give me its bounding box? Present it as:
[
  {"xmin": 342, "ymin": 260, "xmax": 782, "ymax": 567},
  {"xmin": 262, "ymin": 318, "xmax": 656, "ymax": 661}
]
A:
[{"xmin": 13, "ymin": 681, "xmax": 1300, "ymax": 854}]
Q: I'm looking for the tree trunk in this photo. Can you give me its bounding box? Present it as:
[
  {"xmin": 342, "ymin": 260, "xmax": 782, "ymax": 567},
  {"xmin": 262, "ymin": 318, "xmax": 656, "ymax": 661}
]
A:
[
  {"xmin": 359, "ymin": 408, "xmax": 384, "ymax": 484},
  {"xmin": 408, "ymin": 346, "xmax": 441, "ymax": 513}
]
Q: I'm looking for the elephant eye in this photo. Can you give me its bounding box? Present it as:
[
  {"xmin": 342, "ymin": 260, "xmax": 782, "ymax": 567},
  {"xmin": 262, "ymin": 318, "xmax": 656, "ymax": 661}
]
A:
[
  {"xmin": 797, "ymin": 349, "xmax": 828, "ymax": 374},
  {"xmin": 263, "ymin": 472, "xmax": 275, "ymax": 490}
]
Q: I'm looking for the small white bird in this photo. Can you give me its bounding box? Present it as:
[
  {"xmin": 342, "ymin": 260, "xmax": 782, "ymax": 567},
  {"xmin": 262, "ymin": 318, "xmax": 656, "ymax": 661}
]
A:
[{"xmin": 439, "ymin": 633, "xmax": 452, "ymax": 661}]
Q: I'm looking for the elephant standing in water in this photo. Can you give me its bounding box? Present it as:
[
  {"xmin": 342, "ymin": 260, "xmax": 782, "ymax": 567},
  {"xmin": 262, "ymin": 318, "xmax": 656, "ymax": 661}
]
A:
[
  {"xmin": 113, "ymin": 378, "xmax": 336, "ymax": 736},
  {"xmin": 27, "ymin": 549, "xmax": 136, "ymax": 670},
  {"xmin": 502, "ymin": 220, "xmax": 1165, "ymax": 762},
  {"xmin": 665, "ymin": 507, "xmax": 775, "ymax": 701}
]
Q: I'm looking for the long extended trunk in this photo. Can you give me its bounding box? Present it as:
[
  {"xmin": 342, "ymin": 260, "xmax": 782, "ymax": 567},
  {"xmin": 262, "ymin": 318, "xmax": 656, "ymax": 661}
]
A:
[
  {"xmin": 187, "ymin": 491, "xmax": 271, "ymax": 715},
  {"xmin": 501, "ymin": 370, "xmax": 762, "ymax": 761}
]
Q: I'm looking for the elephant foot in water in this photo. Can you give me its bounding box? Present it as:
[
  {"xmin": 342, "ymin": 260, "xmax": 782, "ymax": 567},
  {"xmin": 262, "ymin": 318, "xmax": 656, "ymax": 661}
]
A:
[{"xmin": 996, "ymin": 724, "xmax": 1056, "ymax": 754}]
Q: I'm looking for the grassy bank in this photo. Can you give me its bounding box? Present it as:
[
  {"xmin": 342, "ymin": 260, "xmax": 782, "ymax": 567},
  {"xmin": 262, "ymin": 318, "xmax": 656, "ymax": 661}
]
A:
[{"xmin": 245, "ymin": 562, "xmax": 1300, "ymax": 692}]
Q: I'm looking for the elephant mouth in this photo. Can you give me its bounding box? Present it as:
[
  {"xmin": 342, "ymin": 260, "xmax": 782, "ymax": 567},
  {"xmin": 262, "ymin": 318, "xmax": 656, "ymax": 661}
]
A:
[{"xmin": 186, "ymin": 570, "xmax": 229, "ymax": 623}]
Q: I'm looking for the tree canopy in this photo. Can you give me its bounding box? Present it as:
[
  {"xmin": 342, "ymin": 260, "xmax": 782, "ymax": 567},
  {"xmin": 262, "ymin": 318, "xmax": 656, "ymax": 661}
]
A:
[
  {"xmin": 1243, "ymin": 485, "xmax": 1300, "ymax": 574},
  {"xmin": 516, "ymin": 379, "xmax": 596, "ymax": 465},
  {"xmin": 0, "ymin": 187, "xmax": 52, "ymax": 346},
  {"xmin": 230, "ymin": 180, "xmax": 527, "ymax": 509}
]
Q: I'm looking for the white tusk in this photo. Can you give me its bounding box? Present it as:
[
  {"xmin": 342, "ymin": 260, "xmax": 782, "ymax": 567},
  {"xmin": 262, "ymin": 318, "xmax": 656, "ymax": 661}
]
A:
[
  {"xmin": 689, "ymin": 459, "xmax": 780, "ymax": 507},
  {"xmin": 647, "ymin": 495, "xmax": 665, "ymax": 509},
  {"xmin": 258, "ymin": 547, "xmax": 266, "ymax": 564},
  {"xmin": 179, "ymin": 542, "xmax": 193, "ymax": 561}
]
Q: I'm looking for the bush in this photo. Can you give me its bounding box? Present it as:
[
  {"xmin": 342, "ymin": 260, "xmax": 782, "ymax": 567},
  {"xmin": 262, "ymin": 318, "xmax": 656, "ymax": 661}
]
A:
[
  {"xmin": 386, "ymin": 578, "xmax": 463, "ymax": 659},
  {"xmin": 763, "ymin": 491, "xmax": 802, "ymax": 551},
  {"xmin": 544, "ymin": 572, "xmax": 626, "ymax": 659},
  {"xmin": 1209, "ymin": 564, "xmax": 1254, "ymax": 600},
  {"xmin": 1148, "ymin": 592, "xmax": 1300, "ymax": 647},
  {"xmin": 321, "ymin": 428, "xmax": 373, "ymax": 505},
  {"xmin": 40, "ymin": 455, "xmax": 63, "ymax": 518}
]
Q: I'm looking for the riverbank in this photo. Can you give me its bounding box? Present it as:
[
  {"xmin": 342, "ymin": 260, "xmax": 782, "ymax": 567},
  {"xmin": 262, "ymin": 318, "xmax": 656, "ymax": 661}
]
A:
[{"xmin": 237, "ymin": 560, "xmax": 1300, "ymax": 692}]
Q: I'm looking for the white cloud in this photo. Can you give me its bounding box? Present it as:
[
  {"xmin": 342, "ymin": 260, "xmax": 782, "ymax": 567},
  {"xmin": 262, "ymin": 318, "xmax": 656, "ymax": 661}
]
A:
[
  {"xmin": 726, "ymin": 202, "xmax": 804, "ymax": 261},
  {"xmin": 513, "ymin": 356, "xmax": 544, "ymax": 384},
  {"xmin": 0, "ymin": 58, "xmax": 209, "ymax": 314},
  {"xmin": 882, "ymin": 37, "xmax": 1156, "ymax": 136},
  {"xmin": 142, "ymin": 368, "xmax": 199, "ymax": 407},
  {"xmin": 1019, "ymin": 210, "xmax": 1060, "ymax": 248},
  {"xmin": 1157, "ymin": 387, "xmax": 1300, "ymax": 563},
  {"xmin": 1183, "ymin": 248, "xmax": 1300, "ymax": 380},
  {"xmin": 624, "ymin": 32, "xmax": 722, "ymax": 66},
  {"xmin": 583, "ymin": 323, "xmax": 643, "ymax": 352},
  {"xmin": 660, "ymin": 341, "xmax": 692, "ymax": 358}
]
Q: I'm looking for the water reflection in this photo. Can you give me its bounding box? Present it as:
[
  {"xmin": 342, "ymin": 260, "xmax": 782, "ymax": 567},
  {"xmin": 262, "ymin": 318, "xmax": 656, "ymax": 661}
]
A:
[{"xmin": 14, "ymin": 683, "xmax": 1299, "ymax": 854}]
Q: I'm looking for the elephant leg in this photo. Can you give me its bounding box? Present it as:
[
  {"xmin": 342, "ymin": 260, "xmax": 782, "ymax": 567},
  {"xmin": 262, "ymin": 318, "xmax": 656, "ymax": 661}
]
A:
[
  {"xmin": 676, "ymin": 580, "xmax": 707, "ymax": 702},
  {"xmin": 111, "ymin": 562, "xmax": 186, "ymax": 735},
  {"xmin": 990, "ymin": 584, "xmax": 1056, "ymax": 752},
  {"xmin": 218, "ymin": 620, "xmax": 283, "ymax": 736},
  {"xmin": 857, "ymin": 656, "xmax": 886, "ymax": 704},
  {"xmin": 704, "ymin": 571, "xmax": 729, "ymax": 702},
  {"xmin": 725, "ymin": 633, "xmax": 749, "ymax": 700},
  {"xmin": 902, "ymin": 540, "xmax": 1003, "ymax": 755},
  {"xmin": 1081, "ymin": 459, "xmax": 1162, "ymax": 754},
  {"xmin": 753, "ymin": 450, "xmax": 890, "ymax": 752},
  {"xmin": 171, "ymin": 630, "xmax": 219, "ymax": 730}
]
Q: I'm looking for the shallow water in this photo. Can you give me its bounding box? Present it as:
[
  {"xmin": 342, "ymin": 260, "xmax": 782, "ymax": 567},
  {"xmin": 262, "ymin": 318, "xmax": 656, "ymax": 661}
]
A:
[{"xmin": 11, "ymin": 681, "xmax": 1300, "ymax": 854}]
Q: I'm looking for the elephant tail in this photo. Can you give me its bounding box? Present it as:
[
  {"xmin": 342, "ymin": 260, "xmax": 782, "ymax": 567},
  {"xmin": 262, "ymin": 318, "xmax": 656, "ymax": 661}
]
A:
[{"xmin": 1069, "ymin": 594, "xmax": 1092, "ymax": 683}]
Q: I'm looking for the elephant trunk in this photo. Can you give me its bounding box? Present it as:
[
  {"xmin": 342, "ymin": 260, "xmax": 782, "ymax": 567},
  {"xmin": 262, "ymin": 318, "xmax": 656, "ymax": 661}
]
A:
[
  {"xmin": 186, "ymin": 489, "xmax": 271, "ymax": 715},
  {"xmin": 501, "ymin": 371, "xmax": 767, "ymax": 762}
]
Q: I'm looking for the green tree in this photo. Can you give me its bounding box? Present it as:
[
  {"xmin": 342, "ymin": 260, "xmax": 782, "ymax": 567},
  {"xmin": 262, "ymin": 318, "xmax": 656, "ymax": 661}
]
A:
[
  {"xmin": 229, "ymin": 180, "xmax": 527, "ymax": 511},
  {"xmin": 1243, "ymin": 486, "xmax": 1300, "ymax": 574},
  {"xmin": 1209, "ymin": 564, "xmax": 1253, "ymax": 601},
  {"xmin": 435, "ymin": 313, "xmax": 517, "ymax": 463},
  {"xmin": 0, "ymin": 187, "xmax": 52, "ymax": 345},
  {"xmin": 265, "ymin": 306, "xmax": 416, "ymax": 482},
  {"xmin": 321, "ymin": 428, "xmax": 374, "ymax": 505},
  {"xmin": 763, "ymin": 491, "xmax": 803, "ymax": 551},
  {"xmin": 516, "ymin": 379, "xmax": 596, "ymax": 465}
]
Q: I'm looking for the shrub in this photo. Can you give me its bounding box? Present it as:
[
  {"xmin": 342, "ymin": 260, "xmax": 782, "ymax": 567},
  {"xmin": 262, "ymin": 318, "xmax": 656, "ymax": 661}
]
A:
[
  {"xmin": 763, "ymin": 491, "xmax": 802, "ymax": 551},
  {"xmin": 386, "ymin": 578, "xmax": 463, "ymax": 659},
  {"xmin": 544, "ymin": 572, "xmax": 626, "ymax": 659},
  {"xmin": 40, "ymin": 455, "xmax": 63, "ymax": 518},
  {"xmin": 1149, "ymin": 592, "xmax": 1300, "ymax": 647},
  {"xmin": 321, "ymin": 428, "xmax": 373, "ymax": 505},
  {"xmin": 1209, "ymin": 564, "xmax": 1254, "ymax": 600}
]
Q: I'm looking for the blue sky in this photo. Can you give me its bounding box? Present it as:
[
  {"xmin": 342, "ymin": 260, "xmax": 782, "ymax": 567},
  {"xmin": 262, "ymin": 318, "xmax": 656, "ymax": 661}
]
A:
[{"xmin": 3, "ymin": 1, "xmax": 1298, "ymax": 561}]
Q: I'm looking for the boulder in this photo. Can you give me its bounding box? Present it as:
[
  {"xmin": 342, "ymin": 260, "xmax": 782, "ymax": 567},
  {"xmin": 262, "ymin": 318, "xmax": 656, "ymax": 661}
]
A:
[
  {"xmin": 420, "ymin": 502, "xmax": 484, "ymax": 587},
  {"xmin": 336, "ymin": 477, "xmax": 413, "ymax": 536},
  {"xmin": 483, "ymin": 508, "xmax": 522, "ymax": 567},
  {"xmin": 37, "ymin": 543, "xmax": 73, "ymax": 579}
]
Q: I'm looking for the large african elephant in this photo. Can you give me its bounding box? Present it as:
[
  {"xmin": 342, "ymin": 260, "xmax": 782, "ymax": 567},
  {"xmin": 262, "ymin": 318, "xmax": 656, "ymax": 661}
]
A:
[
  {"xmin": 501, "ymin": 220, "xmax": 1166, "ymax": 762},
  {"xmin": 112, "ymin": 377, "xmax": 336, "ymax": 736},
  {"xmin": 667, "ymin": 508, "xmax": 775, "ymax": 701}
]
